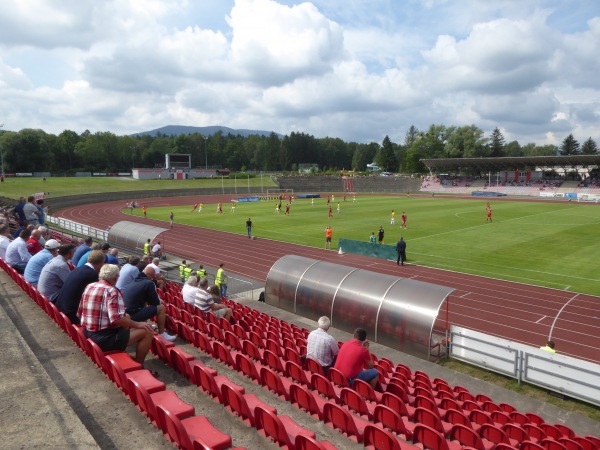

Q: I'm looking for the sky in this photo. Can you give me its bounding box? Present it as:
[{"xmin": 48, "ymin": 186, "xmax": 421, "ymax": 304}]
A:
[{"xmin": 0, "ymin": 0, "xmax": 599, "ymax": 146}]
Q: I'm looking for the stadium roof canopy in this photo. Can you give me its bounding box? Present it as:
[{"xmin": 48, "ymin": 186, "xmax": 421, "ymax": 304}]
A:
[{"xmin": 420, "ymin": 155, "xmax": 600, "ymax": 173}]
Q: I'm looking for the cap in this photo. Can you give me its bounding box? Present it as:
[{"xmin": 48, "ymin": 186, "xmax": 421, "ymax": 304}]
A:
[{"xmin": 45, "ymin": 239, "xmax": 61, "ymax": 249}]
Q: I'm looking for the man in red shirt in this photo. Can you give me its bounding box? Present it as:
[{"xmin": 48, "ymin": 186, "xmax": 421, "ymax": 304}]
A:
[
  {"xmin": 26, "ymin": 229, "xmax": 44, "ymax": 255},
  {"xmin": 334, "ymin": 328, "xmax": 378, "ymax": 388}
]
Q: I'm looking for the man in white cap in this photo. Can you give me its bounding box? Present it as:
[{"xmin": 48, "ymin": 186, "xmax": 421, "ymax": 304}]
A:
[{"xmin": 24, "ymin": 238, "xmax": 61, "ymax": 285}]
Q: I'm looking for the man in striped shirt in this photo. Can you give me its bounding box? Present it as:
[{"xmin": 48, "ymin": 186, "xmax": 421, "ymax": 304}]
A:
[
  {"xmin": 78, "ymin": 264, "xmax": 154, "ymax": 365},
  {"xmin": 306, "ymin": 316, "xmax": 339, "ymax": 374},
  {"xmin": 194, "ymin": 277, "xmax": 232, "ymax": 321}
]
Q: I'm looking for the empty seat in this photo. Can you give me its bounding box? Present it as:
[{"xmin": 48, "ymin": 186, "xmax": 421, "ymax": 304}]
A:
[
  {"xmin": 213, "ymin": 340, "xmax": 239, "ymax": 369},
  {"xmin": 289, "ymin": 383, "xmax": 329, "ymax": 420},
  {"xmin": 559, "ymin": 438, "xmax": 584, "ymax": 450},
  {"xmin": 354, "ymin": 378, "xmax": 383, "ymax": 403},
  {"xmin": 305, "ymin": 357, "xmax": 326, "ymax": 376},
  {"xmin": 128, "ymin": 382, "xmax": 194, "ymax": 427},
  {"xmin": 255, "ymin": 405, "xmax": 316, "ymax": 449},
  {"xmin": 373, "ymin": 404, "xmax": 413, "ymax": 440},
  {"xmin": 156, "ymin": 405, "xmax": 232, "ymax": 450},
  {"xmin": 260, "ymin": 366, "xmax": 293, "ymax": 400},
  {"xmin": 340, "ymin": 387, "xmax": 373, "ymax": 420},
  {"xmin": 323, "ymin": 402, "xmax": 369, "ymax": 443},
  {"xmin": 412, "ymin": 424, "xmax": 461, "ymax": 450},
  {"xmin": 540, "ymin": 439, "xmax": 568, "ymax": 450},
  {"xmin": 286, "ymin": 360, "xmax": 310, "ymax": 386},
  {"xmin": 221, "ymin": 383, "xmax": 276, "ymax": 427},
  {"xmin": 236, "ymin": 353, "xmax": 262, "ymax": 383},
  {"xmin": 363, "ymin": 424, "xmax": 407, "ymax": 450},
  {"xmin": 294, "ymin": 434, "xmax": 338, "ymax": 450},
  {"xmin": 311, "ymin": 373, "xmax": 341, "ymax": 403},
  {"xmin": 193, "ymin": 364, "xmax": 244, "ymax": 403},
  {"xmin": 448, "ymin": 423, "xmax": 486, "ymax": 450},
  {"xmin": 479, "ymin": 423, "xmax": 511, "ymax": 447},
  {"xmin": 503, "ymin": 423, "xmax": 530, "ymax": 446},
  {"xmin": 540, "ymin": 424, "xmax": 563, "ymax": 440},
  {"xmin": 328, "ymin": 367, "xmax": 350, "ymax": 388}
]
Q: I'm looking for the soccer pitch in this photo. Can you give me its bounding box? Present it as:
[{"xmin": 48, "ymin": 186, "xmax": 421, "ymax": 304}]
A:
[{"xmin": 131, "ymin": 196, "xmax": 600, "ymax": 296}]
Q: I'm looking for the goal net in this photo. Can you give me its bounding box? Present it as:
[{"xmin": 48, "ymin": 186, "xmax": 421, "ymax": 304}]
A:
[{"xmin": 266, "ymin": 188, "xmax": 294, "ymax": 200}]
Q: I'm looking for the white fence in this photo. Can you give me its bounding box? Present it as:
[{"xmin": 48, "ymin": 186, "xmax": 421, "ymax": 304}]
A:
[
  {"xmin": 46, "ymin": 215, "xmax": 108, "ymax": 242},
  {"xmin": 450, "ymin": 326, "xmax": 600, "ymax": 407}
]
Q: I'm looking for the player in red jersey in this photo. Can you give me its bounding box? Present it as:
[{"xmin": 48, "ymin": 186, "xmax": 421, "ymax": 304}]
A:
[
  {"xmin": 191, "ymin": 203, "xmax": 198, "ymax": 212},
  {"xmin": 401, "ymin": 211, "xmax": 407, "ymax": 229},
  {"xmin": 328, "ymin": 205, "xmax": 333, "ymax": 218},
  {"xmin": 284, "ymin": 203, "xmax": 290, "ymax": 216},
  {"xmin": 486, "ymin": 207, "xmax": 492, "ymax": 222}
]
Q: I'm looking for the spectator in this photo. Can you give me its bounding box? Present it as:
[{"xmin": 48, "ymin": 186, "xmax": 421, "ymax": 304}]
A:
[
  {"xmin": 23, "ymin": 195, "xmax": 41, "ymax": 226},
  {"xmin": 0, "ymin": 223, "xmax": 12, "ymax": 260},
  {"xmin": 36, "ymin": 199, "xmax": 46, "ymax": 225},
  {"xmin": 306, "ymin": 316, "xmax": 339, "ymax": 374},
  {"xmin": 38, "ymin": 244, "xmax": 76, "ymax": 301},
  {"xmin": 36, "ymin": 226, "xmax": 49, "ymax": 246},
  {"xmin": 54, "ymin": 249, "xmax": 104, "ymax": 324},
  {"xmin": 182, "ymin": 276, "xmax": 199, "ymax": 305},
  {"xmin": 152, "ymin": 241, "xmax": 162, "ymax": 258},
  {"xmin": 123, "ymin": 266, "xmax": 175, "ymax": 342},
  {"xmin": 106, "ymin": 248, "xmax": 119, "ymax": 265},
  {"xmin": 26, "ymin": 229, "xmax": 44, "ymax": 255},
  {"xmin": 215, "ymin": 263, "xmax": 228, "ymax": 298},
  {"xmin": 12, "ymin": 196, "xmax": 26, "ymax": 226},
  {"xmin": 334, "ymin": 328, "xmax": 378, "ymax": 388},
  {"xmin": 78, "ymin": 264, "xmax": 154, "ymax": 366},
  {"xmin": 195, "ymin": 277, "xmax": 232, "ymax": 321},
  {"xmin": 208, "ymin": 285, "xmax": 222, "ymax": 304},
  {"xmin": 5, "ymin": 228, "xmax": 33, "ymax": 273},
  {"xmin": 115, "ymin": 256, "xmax": 140, "ymax": 292},
  {"xmin": 147, "ymin": 257, "xmax": 165, "ymax": 289},
  {"xmin": 540, "ymin": 340, "xmax": 557, "ymax": 353},
  {"xmin": 77, "ymin": 243, "xmax": 102, "ymax": 267},
  {"xmin": 72, "ymin": 236, "xmax": 93, "ymax": 266},
  {"xmin": 24, "ymin": 239, "xmax": 61, "ymax": 285}
]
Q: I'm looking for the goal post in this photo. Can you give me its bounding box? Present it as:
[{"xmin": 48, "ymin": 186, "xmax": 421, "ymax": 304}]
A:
[{"xmin": 266, "ymin": 188, "xmax": 294, "ymax": 200}]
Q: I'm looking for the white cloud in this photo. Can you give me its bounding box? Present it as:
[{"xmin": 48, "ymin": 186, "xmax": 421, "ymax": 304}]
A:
[{"xmin": 0, "ymin": 0, "xmax": 598, "ymax": 146}]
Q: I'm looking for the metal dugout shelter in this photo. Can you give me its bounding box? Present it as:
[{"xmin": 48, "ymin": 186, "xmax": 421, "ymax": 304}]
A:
[
  {"xmin": 265, "ymin": 255, "xmax": 455, "ymax": 361},
  {"xmin": 107, "ymin": 221, "xmax": 168, "ymax": 252}
]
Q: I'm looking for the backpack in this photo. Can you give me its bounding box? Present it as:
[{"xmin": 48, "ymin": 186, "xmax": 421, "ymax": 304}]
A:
[{"xmin": 258, "ymin": 291, "xmax": 265, "ymax": 303}]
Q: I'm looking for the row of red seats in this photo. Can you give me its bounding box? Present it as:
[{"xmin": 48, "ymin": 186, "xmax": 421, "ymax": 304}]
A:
[
  {"xmin": 160, "ymin": 281, "xmax": 600, "ymax": 450},
  {"xmin": 0, "ymin": 258, "xmax": 240, "ymax": 450}
]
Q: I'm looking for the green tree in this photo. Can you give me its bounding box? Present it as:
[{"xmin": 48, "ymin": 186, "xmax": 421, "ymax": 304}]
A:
[
  {"xmin": 559, "ymin": 134, "xmax": 580, "ymax": 155},
  {"xmin": 581, "ymin": 137, "xmax": 598, "ymax": 154},
  {"xmin": 376, "ymin": 135, "xmax": 398, "ymax": 171},
  {"xmin": 404, "ymin": 125, "xmax": 419, "ymax": 147},
  {"xmin": 444, "ymin": 125, "xmax": 487, "ymax": 158},
  {"xmin": 504, "ymin": 140, "xmax": 523, "ymax": 157},
  {"xmin": 489, "ymin": 127, "xmax": 506, "ymax": 157}
]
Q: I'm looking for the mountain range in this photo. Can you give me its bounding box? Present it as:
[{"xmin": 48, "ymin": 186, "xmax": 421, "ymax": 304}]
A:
[{"xmin": 131, "ymin": 125, "xmax": 281, "ymax": 138}]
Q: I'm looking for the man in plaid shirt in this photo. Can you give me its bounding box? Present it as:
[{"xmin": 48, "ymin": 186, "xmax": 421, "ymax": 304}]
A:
[
  {"xmin": 78, "ymin": 264, "xmax": 154, "ymax": 365},
  {"xmin": 306, "ymin": 316, "xmax": 339, "ymax": 374}
]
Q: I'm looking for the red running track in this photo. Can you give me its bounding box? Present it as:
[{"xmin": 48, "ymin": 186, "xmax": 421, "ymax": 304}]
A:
[{"xmin": 58, "ymin": 195, "xmax": 600, "ymax": 364}]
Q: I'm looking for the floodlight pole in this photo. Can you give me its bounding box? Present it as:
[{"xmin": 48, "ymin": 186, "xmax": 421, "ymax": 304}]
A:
[{"xmin": 203, "ymin": 136, "xmax": 208, "ymax": 170}]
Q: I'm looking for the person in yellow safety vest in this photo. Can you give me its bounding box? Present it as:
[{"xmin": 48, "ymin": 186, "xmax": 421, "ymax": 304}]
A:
[
  {"xmin": 196, "ymin": 264, "xmax": 206, "ymax": 279},
  {"xmin": 215, "ymin": 263, "xmax": 228, "ymax": 298},
  {"xmin": 143, "ymin": 239, "xmax": 151, "ymax": 255},
  {"xmin": 540, "ymin": 340, "xmax": 556, "ymax": 353},
  {"xmin": 179, "ymin": 260, "xmax": 192, "ymax": 283}
]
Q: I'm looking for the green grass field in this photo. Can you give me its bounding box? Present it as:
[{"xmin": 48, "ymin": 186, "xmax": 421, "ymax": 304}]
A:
[
  {"xmin": 0, "ymin": 176, "xmax": 277, "ymax": 199},
  {"xmin": 132, "ymin": 196, "xmax": 600, "ymax": 296}
]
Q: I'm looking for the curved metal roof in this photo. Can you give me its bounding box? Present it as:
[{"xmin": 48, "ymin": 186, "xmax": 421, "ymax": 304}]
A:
[{"xmin": 420, "ymin": 155, "xmax": 600, "ymax": 173}]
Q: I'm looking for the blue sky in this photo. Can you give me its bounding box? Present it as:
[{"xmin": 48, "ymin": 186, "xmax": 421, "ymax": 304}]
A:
[{"xmin": 0, "ymin": 0, "xmax": 598, "ymax": 146}]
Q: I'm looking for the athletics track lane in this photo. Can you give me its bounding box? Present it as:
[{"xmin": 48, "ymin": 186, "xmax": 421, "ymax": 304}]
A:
[{"xmin": 57, "ymin": 195, "xmax": 600, "ymax": 364}]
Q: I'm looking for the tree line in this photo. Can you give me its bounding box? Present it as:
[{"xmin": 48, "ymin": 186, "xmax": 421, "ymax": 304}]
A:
[{"xmin": 0, "ymin": 125, "xmax": 596, "ymax": 174}]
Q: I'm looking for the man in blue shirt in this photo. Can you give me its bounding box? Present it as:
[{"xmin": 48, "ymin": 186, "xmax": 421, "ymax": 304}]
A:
[
  {"xmin": 24, "ymin": 239, "xmax": 61, "ymax": 285},
  {"xmin": 72, "ymin": 236, "xmax": 93, "ymax": 266},
  {"xmin": 115, "ymin": 257, "xmax": 140, "ymax": 292},
  {"xmin": 38, "ymin": 244, "xmax": 76, "ymax": 301}
]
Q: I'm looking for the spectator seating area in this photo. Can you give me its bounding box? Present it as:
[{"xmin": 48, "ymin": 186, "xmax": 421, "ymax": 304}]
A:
[
  {"xmin": 1, "ymin": 258, "xmax": 599, "ymax": 450},
  {"xmin": 276, "ymin": 176, "xmax": 422, "ymax": 194}
]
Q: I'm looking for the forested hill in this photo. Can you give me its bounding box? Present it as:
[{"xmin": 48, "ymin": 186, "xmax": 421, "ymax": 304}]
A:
[{"xmin": 131, "ymin": 125, "xmax": 281, "ymax": 138}]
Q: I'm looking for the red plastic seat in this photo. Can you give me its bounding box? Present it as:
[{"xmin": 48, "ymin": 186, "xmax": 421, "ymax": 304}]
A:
[
  {"xmin": 540, "ymin": 423, "xmax": 563, "ymax": 440},
  {"xmin": 449, "ymin": 423, "xmax": 486, "ymax": 450},
  {"xmin": 413, "ymin": 424, "xmax": 460, "ymax": 450},
  {"xmin": 260, "ymin": 366, "xmax": 293, "ymax": 400},
  {"xmin": 284, "ymin": 347, "xmax": 303, "ymax": 366},
  {"xmin": 444, "ymin": 408, "xmax": 472, "ymax": 429},
  {"xmin": 286, "ymin": 360, "xmax": 310, "ymax": 386},
  {"xmin": 305, "ymin": 357, "xmax": 326, "ymax": 376},
  {"xmin": 151, "ymin": 334, "xmax": 175, "ymax": 364},
  {"xmin": 223, "ymin": 330, "xmax": 243, "ymax": 351},
  {"xmin": 221, "ymin": 383, "xmax": 276, "ymax": 427},
  {"xmin": 381, "ymin": 392, "xmax": 415, "ymax": 419},
  {"xmin": 323, "ymin": 402, "xmax": 369, "ymax": 443},
  {"xmin": 156, "ymin": 405, "xmax": 232, "ymax": 450},
  {"xmin": 255, "ymin": 405, "xmax": 315, "ymax": 449},
  {"xmin": 213, "ymin": 340, "xmax": 239, "ymax": 369},
  {"xmin": 540, "ymin": 439, "xmax": 568, "ymax": 450},
  {"xmin": 262, "ymin": 348, "xmax": 285, "ymax": 373},
  {"xmin": 559, "ymin": 438, "xmax": 584, "ymax": 450},
  {"xmin": 509, "ymin": 411, "xmax": 530, "ymax": 426},
  {"xmin": 363, "ymin": 424, "xmax": 406, "ymax": 450},
  {"xmin": 104, "ymin": 355, "xmax": 163, "ymax": 397},
  {"xmin": 236, "ymin": 353, "xmax": 262, "ymax": 383},
  {"xmin": 503, "ymin": 423, "xmax": 530, "ymax": 446},
  {"xmin": 340, "ymin": 387, "xmax": 373, "ymax": 420},
  {"xmin": 414, "ymin": 407, "xmax": 452, "ymax": 436},
  {"xmin": 526, "ymin": 412, "xmax": 545, "ymax": 426},
  {"xmin": 585, "ymin": 436, "xmax": 600, "ymax": 449},
  {"xmin": 311, "ymin": 373, "xmax": 341, "ymax": 402},
  {"xmin": 294, "ymin": 434, "xmax": 338, "ymax": 450},
  {"xmin": 386, "ymin": 382, "xmax": 412, "ymax": 404},
  {"xmin": 469, "ymin": 409, "xmax": 494, "ymax": 432},
  {"xmin": 523, "ymin": 424, "xmax": 548, "ymax": 444},
  {"xmin": 192, "ymin": 330, "xmax": 214, "ymax": 355},
  {"xmin": 414, "ymin": 395, "xmax": 441, "ymax": 418},
  {"xmin": 373, "ymin": 404, "xmax": 413, "ymax": 440},
  {"xmin": 328, "ymin": 367, "xmax": 350, "ymax": 388},
  {"xmin": 554, "ymin": 424, "xmax": 575, "ymax": 439},
  {"xmin": 573, "ymin": 437, "xmax": 599, "ymax": 450},
  {"xmin": 128, "ymin": 382, "xmax": 194, "ymax": 428},
  {"xmin": 354, "ymin": 378, "xmax": 383, "ymax": 403},
  {"xmin": 479, "ymin": 423, "xmax": 511, "ymax": 447},
  {"xmin": 242, "ymin": 339, "xmax": 263, "ymax": 361},
  {"xmin": 499, "ymin": 403, "xmax": 517, "ymax": 414},
  {"xmin": 289, "ymin": 383, "xmax": 329, "ymax": 420},
  {"xmin": 193, "ymin": 364, "xmax": 244, "ymax": 403}
]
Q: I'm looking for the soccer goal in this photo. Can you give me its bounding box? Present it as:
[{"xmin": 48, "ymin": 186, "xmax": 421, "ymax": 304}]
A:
[{"xmin": 266, "ymin": 188, "xmax": 294, "ymax": 200}]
